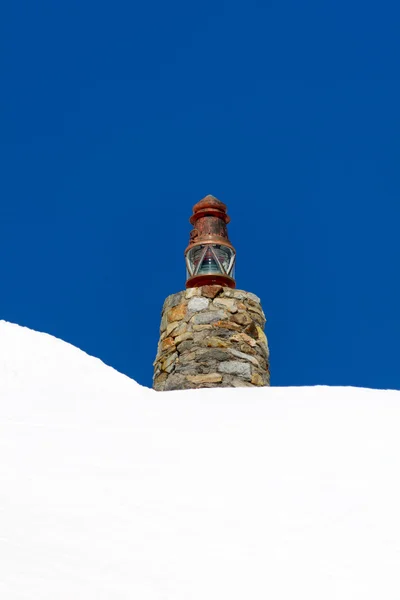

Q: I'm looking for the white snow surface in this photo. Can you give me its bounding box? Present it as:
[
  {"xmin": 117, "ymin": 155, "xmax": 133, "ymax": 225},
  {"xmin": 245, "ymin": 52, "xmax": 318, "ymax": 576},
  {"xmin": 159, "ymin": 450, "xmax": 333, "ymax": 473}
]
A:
[{"xmin": 1, "ymin": 320, "xmax": 400, "ymax": 599}]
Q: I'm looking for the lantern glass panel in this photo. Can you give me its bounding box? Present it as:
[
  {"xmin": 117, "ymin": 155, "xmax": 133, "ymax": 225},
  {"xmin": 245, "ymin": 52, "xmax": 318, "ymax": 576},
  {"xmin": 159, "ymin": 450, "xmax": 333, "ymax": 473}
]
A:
[{"xmin": 186, "ymin": 244, "xmax": 235, "ymax": 279}]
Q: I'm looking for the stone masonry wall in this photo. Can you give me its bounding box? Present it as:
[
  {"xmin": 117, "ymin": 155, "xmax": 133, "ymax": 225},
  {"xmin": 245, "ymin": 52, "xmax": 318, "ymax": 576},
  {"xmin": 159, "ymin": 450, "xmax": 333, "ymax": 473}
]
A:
[{"xmin": 153, "ymin": 285, "xmax": 270, "ymax": 391}]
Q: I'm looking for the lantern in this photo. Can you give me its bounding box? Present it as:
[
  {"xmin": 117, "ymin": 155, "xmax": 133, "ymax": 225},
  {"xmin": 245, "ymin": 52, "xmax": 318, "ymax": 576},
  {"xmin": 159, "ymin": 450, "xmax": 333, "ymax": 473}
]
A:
[{"xmin": 185, "ymin": 195, "xmax": 236, "ymax": 288}]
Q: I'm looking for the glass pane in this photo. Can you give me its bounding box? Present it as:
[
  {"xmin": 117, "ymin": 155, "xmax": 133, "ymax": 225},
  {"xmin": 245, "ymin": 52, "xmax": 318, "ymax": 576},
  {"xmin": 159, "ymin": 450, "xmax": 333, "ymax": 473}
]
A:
[
  {"xmin": 187, "ymin": 244, "xmax": 236, "ymax": 278},
  {"xmin": 198, "ymin": 246, "xmax": 221, "ymax": 275}
]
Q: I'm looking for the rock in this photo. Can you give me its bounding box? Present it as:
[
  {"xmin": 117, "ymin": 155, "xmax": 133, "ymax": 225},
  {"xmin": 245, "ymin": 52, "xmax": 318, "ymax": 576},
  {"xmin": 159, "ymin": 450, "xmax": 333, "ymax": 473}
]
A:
[
  {"xmin": 162, "ymin": 352, "xmax": 178, "ymax": 372},
  {"xmin": 163, "ymin": 292, "xmax": 185, "ymax": 312},
  {"xmin": 176, "ymin": 340, "xmax": 193, "ymax": 354},
  {"xmin": 251, "ymin": 372, "xmax": 265, "ymax": 386},
  {"xmin": 245, "ymin": 292, "xmax": 261, "ymax": 304},
  {"xmin": 188, "ymin": 297, "xmax": 209, "ymax": 312},
  {"xmin": 170, "ymin": 322, "xmax": 188, "ymax": 337},
  {"xmin": 165, "ymin": 321, "xmax": 180, "ymax": 337},
  {"xmin": 161, "ymin": 337, "xmax": 176, "ymax": 352},
  {"xmin": 153, "ymin": 372, "xmax": 168, "ymax": 389},
  {"xmin": 222, "ymin": 289, "xmax": 246, "ymax": 300},
  {"xmin": 244, "ymin": 321, "xmax": 259, "ymax": 339},
  {"xmin": 198, "ymin": 349, "xmax": 230, "ymax": 363},
  {"xmin": 178, "ymin": 351, "xmax": 196, "ymax": 364},
  {"xmin": 164, "ymin": 373, "xmax": 192, "ymax": 391},
  {"xmin": 231, "ymin": 312, "xmax": 252, "ymax": 326},
  {"xmin": 228, "ymin": 348, "xmax": 259, "ymax": 366},
  {"xmin": 193, "ymin": 324, "xmax": 212, "ymax": 332},
  {"xmin": 185, "ymin": 287, "xmax": 201, "ymax": 299},
  {"xmin": 256, "ymin": 326, "xmax": 268, "ymax": 345},
  {"xmin": 205, "ymin": 337, "xmax": 229, "ymax": 348},
  {"xmin": 160, "ymin": 311, "xmax": 168, "ymax": 333},
  {"xmin": 192, "ymin": 310, "xmax": 227, "ymax": 325},
  {"xmin": 213, "ymin": 320, "xmax": 241, "ymax": 331},
  {"xmin": 186, "ymin": 373, "xmax": 223, "ymax": 384},
  {"xmin": 167, "ymin": 303, "xmax": 187, "ymax": 323},
  {"xmin": 174, "ymin": 331, "xmax": 194, "ymax": 344},
  {"xmin": 231, "ymin": 332, "xmax": 257, "ymax": 347},
  {"xmin": 201, "ymin": 285, "xmax": 223, "ymax": 298},
  {"xmin": 218, "ymin": 361, "xmax": 251, "ymax": 380},
  {"xmin": 213, "ymin": 297, "xmax": 238, "ymax": 313}
]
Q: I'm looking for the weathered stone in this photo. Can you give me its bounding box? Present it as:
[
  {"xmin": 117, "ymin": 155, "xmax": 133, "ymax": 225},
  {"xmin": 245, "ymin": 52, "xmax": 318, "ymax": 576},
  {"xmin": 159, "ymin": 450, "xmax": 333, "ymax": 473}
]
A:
[
  {"xmin": 192, "ymin": 310, "xmax": 227, "ymax": 325},
  {"xmin": 174, "ymin": 331, "xmax": 194, "ymax": 344},
  {"xmin": 244, "ymin": 321, "xmax": 259, "ymax": 339},
  {"xmin": 205, "ymin": 336, "xmax": 229, "ymax": 348},
  {"xmin": 170, "ymin": 322, "xmax": 188, "ymax": 337},
  {"xmin": 154, "ymin": 372, "xmax": 168, "ymax": 388},
  {"xmin": 160, "ymin": 310, "xmax": 168, "ymax": 333},
  {"xmin": 251, "ymin": 372, "xmax": 265, "ymax": 386},
  {"xmin": 245, "ymin": 292, "xmax": 261, "ymax": 304},
  {"xmin": 174, "ymin": 363, "xmax": 201, "ymax": 375},
  {"xmin": 187, "ymin": 373, "xmax": 223, "ymax": 384},
  {"xmin": 162, "ymin": 352, "xmax": 178, "ymax": 372},
  {"xmin": 164, "ymin": 373, "xmax": 192, "ymax": 391},
  {"xmin": 165, "ymin": 321, "xmax": 180, "ymax": 337},
  {"xmin": 193, "ymin": 324, "xmax": 213, "ymax": 332},
  {"xmin": 202, "ymin": 285, "xmax": 223, "ymax": 299},
  {"xmin": 198, "ymin": 349, "xmax": 230, "ymax": 363},
  {"xmin": 185, "ymin": 287, "xmax": 201, "ymax": 299},
  {"xmin": 257, "ymin": 326, "xmax": 268, "ymax": 345},
  {"xmin": 188, "ymin": 297, "xmax": 209, "ymax": 312},
  {"xmin": 213, "ymin": 297, "xmax": 238, "ymax": 313},
  {"xmin": 178, "ymin": 351, "xmax": 196, "ymax": 364},
  {"xmin": 213, "ymin": 320, "xmax": 241, "ymax": 331},
  {"xmin": 228, "ymin": 348, "xmax": 259, "ymax": 366},
  {"xmin": 176, "ymin": 340, "xmax": 193, "ymax": 354},
  {"xmin": 161, "ymin": 337, "xmax": 176, "ymax": 352},
  {"xmin": 218, "ymin": 361, "xmax": 251, "ymax": 380},
  {"xmin": 231, "ymin": 312, "xmax": 252, "ymax": 326},
  {"xmin": 222, "ymin": 289, "xmax": 246, "ymax": 300},
  {"xmin": 167, "ymin": 303, "xmax": 187, "ymax": 322},
  {"xmin": 230, "ymin": 377, "xmax": 254, "ymax": 388},
  {"xmin": 163, "ymin": 292, "xmax": 185, "ymax": 312},
  {"xmin": 231, "ymin": 332, "xmax": 257, "ymax": 347}
]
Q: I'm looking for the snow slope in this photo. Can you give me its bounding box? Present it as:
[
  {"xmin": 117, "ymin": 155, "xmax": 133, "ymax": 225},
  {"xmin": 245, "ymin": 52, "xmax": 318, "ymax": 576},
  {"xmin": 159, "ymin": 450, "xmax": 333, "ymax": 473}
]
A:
[{"xmin": 1, "ymin": 320, "xmax": 400, "ymax": 599}]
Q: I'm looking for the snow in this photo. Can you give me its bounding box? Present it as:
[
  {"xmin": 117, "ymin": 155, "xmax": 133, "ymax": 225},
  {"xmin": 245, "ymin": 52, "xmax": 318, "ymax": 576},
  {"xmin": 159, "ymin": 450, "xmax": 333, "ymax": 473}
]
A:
[{"xmin": 1, "ymin": 320, "xmax": 400, "ymax": 599}]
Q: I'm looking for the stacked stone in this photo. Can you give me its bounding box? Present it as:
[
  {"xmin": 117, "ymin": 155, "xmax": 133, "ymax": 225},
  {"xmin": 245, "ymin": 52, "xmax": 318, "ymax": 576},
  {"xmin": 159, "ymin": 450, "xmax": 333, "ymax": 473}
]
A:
[{"xmin": 153, "ymin": 285, "xmax": 270, "ymax": 391}]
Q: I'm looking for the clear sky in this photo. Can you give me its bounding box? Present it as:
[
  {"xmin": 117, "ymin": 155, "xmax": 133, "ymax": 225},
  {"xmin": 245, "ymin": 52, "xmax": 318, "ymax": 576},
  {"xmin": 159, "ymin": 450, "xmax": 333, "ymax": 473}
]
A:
[{"xmin": 1, "ymin": 0, "xmax": 399, "ymax": 389}]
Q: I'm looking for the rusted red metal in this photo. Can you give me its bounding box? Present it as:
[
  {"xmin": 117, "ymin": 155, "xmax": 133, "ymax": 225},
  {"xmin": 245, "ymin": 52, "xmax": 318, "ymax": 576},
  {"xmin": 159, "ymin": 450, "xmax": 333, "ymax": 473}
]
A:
[{"xmin": 185, "ymin": 195, "xmax": 236, "ymax": 289}]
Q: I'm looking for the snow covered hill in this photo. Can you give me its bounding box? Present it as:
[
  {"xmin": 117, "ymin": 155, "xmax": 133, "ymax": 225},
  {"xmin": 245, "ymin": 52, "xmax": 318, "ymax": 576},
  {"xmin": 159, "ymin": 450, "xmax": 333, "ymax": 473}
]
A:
[{"xmin": 1, "ymin": 320, "xmax": 400, "ymax": 599}]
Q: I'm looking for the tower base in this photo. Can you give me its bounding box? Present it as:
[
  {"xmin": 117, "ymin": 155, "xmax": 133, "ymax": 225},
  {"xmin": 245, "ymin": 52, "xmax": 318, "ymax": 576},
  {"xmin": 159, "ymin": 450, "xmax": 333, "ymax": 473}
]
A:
[{"xmin": 153, "ymin": 286, "xmax": 270, "ymax": 391}]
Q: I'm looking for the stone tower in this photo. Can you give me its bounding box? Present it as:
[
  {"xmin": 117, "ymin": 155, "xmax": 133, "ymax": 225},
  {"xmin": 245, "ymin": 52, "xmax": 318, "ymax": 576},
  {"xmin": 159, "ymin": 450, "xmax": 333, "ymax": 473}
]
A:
[{"xmin": 153, "ymin": 195, "xmax": 270, "ymax": 391}]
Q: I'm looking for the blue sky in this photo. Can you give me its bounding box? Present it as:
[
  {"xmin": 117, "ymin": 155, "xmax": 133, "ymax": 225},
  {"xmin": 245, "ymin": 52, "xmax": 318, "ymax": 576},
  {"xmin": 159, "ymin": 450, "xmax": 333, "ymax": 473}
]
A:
[{"xmin": 1, "ymin": 0, "xmax": 399, "ymax": 389}]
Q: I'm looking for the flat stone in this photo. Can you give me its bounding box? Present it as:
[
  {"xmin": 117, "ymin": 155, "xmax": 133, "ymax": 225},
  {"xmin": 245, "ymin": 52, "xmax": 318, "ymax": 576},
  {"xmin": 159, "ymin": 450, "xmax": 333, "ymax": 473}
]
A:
[
  {"xmin": 218, "ymin": 360, "xmax": 251, "ymax": 380},
  {"xmin": 176, "ymin": 340, "xmax": 193, "ymax": 354},
  {"xmin": 161, "ymin": 337, "xmax": 175, "ymax": 352},
  {"xmin": 185, "ymin": 287, "xmax": 201, "ymax": 299},
  {"xmin": 178, "ymin": 351, "xmax": 196, "ymax": 364},
  {"xmin": 244, "ymin": 292, "xmax": 261, "ymax": 304},
  {"xmin": 251, "ymin": 372, "xmax": 265, "ymax": 386},
  {"xmin": 239, "ymin": 343, "xmax": 257, "ymax": 355},
  {"xmin": 193, "ymin": 324, "xmax": 213, "ymax": 332},
  {"xmin": 162, "ymin": 352, "xmax": 178, "ymax": 371},
  {"xmin": 205, "ymin": 336, "xmax": 229, "ymax": 348},
  {"xmin": 154, "ymin": 372, "xmax": 168, "ymax": 388},
  {"xmin": 256, "ymin": 326, "xmax": 268, "ymax": 345},
  {"xmin": 231, "ymin": 312, "xmax": 252, "ymax": 326},
  {"xmin": 198, "ymin": 349, "xmax": 230, "ymax": 362},
  {"xmin": 192, "ymin": 310, "xmax": 227, "ymax": 325},
  {"xmin": 222, "ymin": 289, "xmax": 246, "ymax": 300},
  {"xmin": 231, "ymin": 332, "xmax": 257, "ymax": 347},
  {"xmin": 164, "ymin": 373, "xmax": 192, "ymax": 391},
  {"xmin": 201, "ymin": 285, "xmax": 223, "ymax": 299},
  {"xmin": 187, "ymin": 373, "xmax": 223, "ymax": 384},
  {"xmin": 213, "ymin": 297, "xmax": 238, "ymax": 313},
  {"xmin": 228, "ymin": 348, "xmax": 259, "ymax": 366},
  {"xmin": 174, "ymin": 331, "xmax": 194, "ymax": 344},
  {"xmin": 213, "ymin": 320, "xmax": 241, "ymax": 331},
  {"xmin": 165, "ymin": 321, "xmax": 180, "ymax": 337},
  {"xmin": 244, "ymin": 321, "xmax": 259, "ymax": 339},
  {"xmin": 167, "ymin": 303, "xmax": 187, "ymax": 323},
  {"xmin": 163, "ymin": 292, "xmax": 185, "ymax": 311},
  {"xmin": 188, "ymin": 297, "xmax": 209, "ymax": 312}
]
